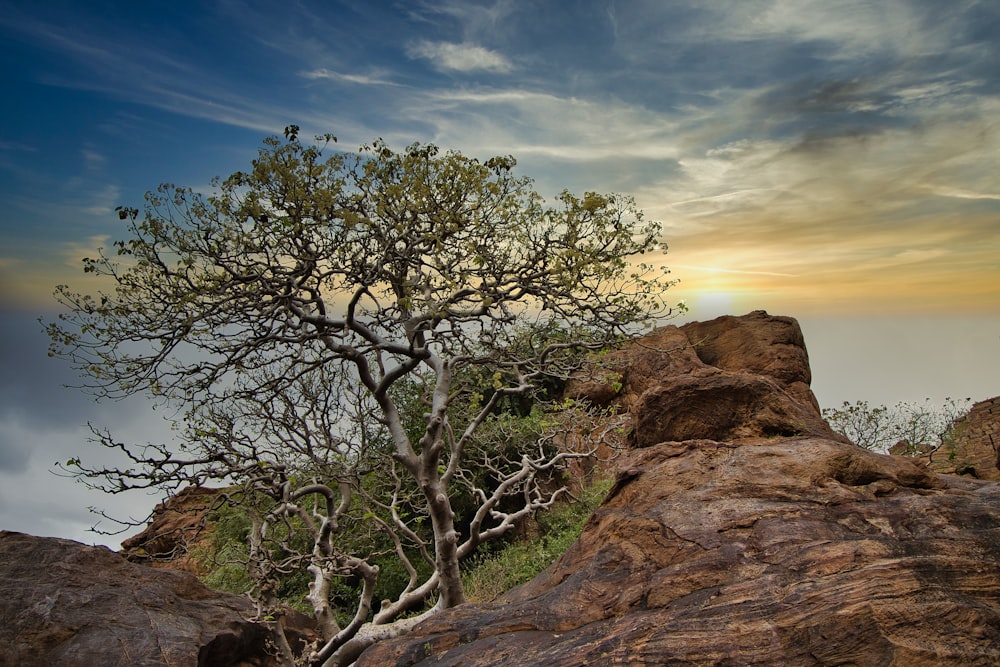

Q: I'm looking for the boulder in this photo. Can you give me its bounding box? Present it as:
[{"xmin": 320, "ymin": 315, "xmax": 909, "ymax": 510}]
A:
[
  {"xmin": 357, "ymin": 312, "xmax": 1000, "ymax": 666},
  {"xmin": 630, "ymin": 371, "xmax": 835, "ymax": 445},
  {"xmin": 0, "ymin": 531, "xmax": 275, "ymax": 667},
  {"xmin": 121, "ymin": 485, "xmax": 225, "ymax": 575},
  {"xmin": 681, "ymin": 310, "xmax": 819, "ymax": 412},
  {"xmin": 567, "ymin": 310, "xmax": 842, "ymax": 445},
  {"xmin": 928, "ymin": 396, "xmax": 1000, "ymax": 481}
]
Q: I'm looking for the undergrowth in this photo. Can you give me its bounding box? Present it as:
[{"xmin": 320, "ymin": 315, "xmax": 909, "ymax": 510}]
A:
[
  {"xmin": 194, "ymin": 476, "xmax": 612, "ymax": 614},
  {"xmin": 461, "ymin": 476, "xmax": 611, "ymax": 603}
]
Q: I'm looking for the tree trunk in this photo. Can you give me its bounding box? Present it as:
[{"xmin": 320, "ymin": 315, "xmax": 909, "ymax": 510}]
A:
[
  {"xmin": 321, "ymin": 611, "xmax": 432, "ymax": 667},
  {"xmin": 424, "ymin": 476, "xmax": 466, "ymax": 607}
]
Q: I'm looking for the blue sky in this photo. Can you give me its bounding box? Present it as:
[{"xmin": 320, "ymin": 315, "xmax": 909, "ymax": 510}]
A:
[{"xmin": 1, "ymin": 0, "xmax": 998, "ymax": 545}]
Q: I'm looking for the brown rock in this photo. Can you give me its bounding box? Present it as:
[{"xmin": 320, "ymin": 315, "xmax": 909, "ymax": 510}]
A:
[
  {"xmin": 121, "ymin": 485, "xmax": 225, "ymax": 575},
  {"xmin": 681, "ymin": 310, "xmax": 819, "ymax": 411},
  {"xmin": 0, "ymin": 531, "xmax": 275, "ymax": 667},
  {"xmin": 564, "ymin": 324, "xmax": 705, "ymax": 408},
  {"xmin": 357, "ymin": 438, "xmax": 1000, "ymax": 666},
  {"xmin": 567, "ymin": 312, "xmax": 837, "ymax": 444},
  {"xmin": 356, "ymin": 312, "xmax": 1000, "ymax": 667},
  {"xmin": 928, "ymin": 396, "xmax": 1000, "ymax": 481},
  {"xmin": 630, "ymin": 372, "xmax": 836, "ymax": 445}
]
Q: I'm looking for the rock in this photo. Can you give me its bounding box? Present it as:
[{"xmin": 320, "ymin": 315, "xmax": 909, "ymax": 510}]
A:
[
  {"xmin": 565, "ymin": 323, "xmax": 704, "ymax": 408},
  {"xmin": 356, "ymin": 312, "xmax": 1000, "ymax": 667},
  {"xmin": 681, "ymin": 310, "xmax": 819, "ymax": 412},
  {"xmin": 0, "ymin": 531, "xmax": 277, "ymax": 667},
  {"xmin": 9, "ymin": 311, "xmax": 995, "ymax": 666},
  {"xmin": 121, "ymin": 485, "xmax": 226, "ymax": 575},
  {"xmin": 630, "ymin": 372, "xmax": 835, "ymax": 445},
  {"xmin": 358, "ymin": 437, "xmax": 1000, "ymax": 666},
  {"xmin": 568, "ymin": 311, "xmax": 842, "ymax": 446},
  {"xmin": 928, "ymin": 396, "xmax": 1000, "ymax": 481}
]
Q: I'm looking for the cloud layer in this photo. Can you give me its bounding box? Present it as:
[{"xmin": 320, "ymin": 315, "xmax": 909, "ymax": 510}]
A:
[{"xmin": 1, "ymin": 0, "xmax": 996, "ymax": 316}]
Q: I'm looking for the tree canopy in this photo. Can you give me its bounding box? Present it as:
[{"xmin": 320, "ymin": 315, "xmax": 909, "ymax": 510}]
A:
[
  {"xmin": 823, "ymin": 397, "xmax": 971, "ymax": 454},
  {"xmin": 48, "ymin": 128, "xmax": 680, "ymax": 665}
]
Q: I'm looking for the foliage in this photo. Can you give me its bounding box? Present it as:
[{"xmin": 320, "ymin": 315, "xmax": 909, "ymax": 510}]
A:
[
  {"xmin": 196, "ymin": 474, "xmax": 613, "ymax": 620},
  {"xmin": 46, "ymin": 128, "xmax": 679, "ymax": 665},
  {"xmin": 462, "ymin": 476, "xmax": 612, "ymax": 603},
  {"xmin": 822, "ymin": 397, "xmax": 971, "ymax": 454}
]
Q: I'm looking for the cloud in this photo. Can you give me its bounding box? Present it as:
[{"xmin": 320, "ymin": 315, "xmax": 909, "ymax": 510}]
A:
[
  {"xmin": 926, "ymin": 186, "xmax": 1000, "ymax": 201},
  {"xmin": 82, "ymin": 186, "xmax": 120, "ymax": 217},
  {"xmin": 2, "ymin": 0, "xmax": 997, "ymax": 323},
  {"xmin": 299, "ymin": 68, "xmax": 400, "ymax": 87},
  {"xmin": 0, "ymin": 431, "xmax": 162, "ymax": 547},
  {"xmin": 80, "ymin": 148, "xmax": 106, "ymax": 172},
  {"xmin": 407, "ymin": 40, "xmax": 514, "ymax": 73},
  {"xmin": 0, "ymin": 421, "xmax": 30, "ymax": 473},
  {"xmin": 400, "ymin": 87, "xmax": 684, "ymax": 169},
  {"xmin": 693, "ymin": 0, "xmax": 967, "ymax": 61},
  {"xmin": 675, "ymin": 265, "xmax": 798, "ymax": 278},
  {"xmin": 58, "ymin": 235, "xmax": 111, "ymax": 269},
  {"xmin": 404, "ymin": 0, "xmax": 519, "ymax": 41},
  {"xmin": 0, "ymin": 141, "xmax": 37, "ymax": 153},
  {"xmin": 1, "ymin": 10, "xmax": 289, "ymax": 135},
  {"xmin": 0, "ymin": 311, "xmax": 173, "ymax": 546},
  {"xmin": 0, "ymin": 233, "xmax": 116, "ymax": 310}
]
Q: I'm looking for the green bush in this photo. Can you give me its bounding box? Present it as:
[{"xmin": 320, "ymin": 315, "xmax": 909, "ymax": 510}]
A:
[
  {"xmin": 462, "ymin": 476, "xmax": 611, "ymax": 602},
  {"xmin": 194, "ymin": 475, "xmax": 612, "ymax": 615}
]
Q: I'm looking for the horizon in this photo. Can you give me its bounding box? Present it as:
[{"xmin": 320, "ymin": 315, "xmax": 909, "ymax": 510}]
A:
[{"xmin": 1, "ymin": 0, "xmax": 998, "ymax": 546}]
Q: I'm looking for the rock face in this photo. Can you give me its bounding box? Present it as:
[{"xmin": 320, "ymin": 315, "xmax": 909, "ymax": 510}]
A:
[
  {"xmin": 358, "ymin": 311, "xmax": 1000, "ymax": 666},
  {"xmin": 5, "ymin": 311, "xmax": 997, "ymax": 666},
  {"xmin": 0, "ymin": 530, "xmax": 272, "ymax": 667},
  {"xmin": 121, "ymin": 485, "xmax": 225, "ymax": 575},
  {"xmin": 568, "ymin": 311, "xmax": 839, "ymax": 445},
  {"xmin": 928, "ymin": 396, "xmax": 1000, "ymax": 481}
]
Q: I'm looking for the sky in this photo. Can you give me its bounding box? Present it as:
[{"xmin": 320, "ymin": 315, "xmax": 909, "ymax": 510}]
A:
[{"xmin": 1, "ymin": 0, "xmax": 998, "ymax": 547}]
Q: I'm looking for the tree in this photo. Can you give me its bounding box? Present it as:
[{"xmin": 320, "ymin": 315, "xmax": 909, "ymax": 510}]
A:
[
  {"xmin": 820, "ymin": 400, "xmax": 893, "ymax": 451},
  {"xmin": 822, "ymin": 397, "xmax": 971, "ymax": 454},
  {"xmin": 47, "ymin": 128, "xmax": 679, "ymax": 664}
]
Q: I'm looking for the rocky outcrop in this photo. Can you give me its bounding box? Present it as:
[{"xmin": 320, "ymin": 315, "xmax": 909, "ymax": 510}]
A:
[
  {"xmin": 121, "ymin": 485, "xmax": 225, "ymax": 575},
  {"xmin": 357, "ymin": 311, "xmax": 1000, "ymax": 666},
  {"xmin": 6, "ymin": 311, "xmax": 997, "ymax": 666},
  {"xmin": 928, "ymin": 396, "xmax": 1000, "ymax": 481},
  {"xmin": 0, "ymin": 530, "xmax": 277, "ymax": 667},
  {"xmin": 568, "ymin": 310, "xmax": 841, "ymax": 445}
]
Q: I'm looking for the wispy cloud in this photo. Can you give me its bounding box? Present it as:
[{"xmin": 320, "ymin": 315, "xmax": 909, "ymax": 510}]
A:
[
  {"xmin": 407, "ymin": 40, "xmax": 514, "ymax": 73},
  {"xmin": 693, "ymin": 0, "xmax": 967, "ymax": 61},
  {"xmin": 1, "ymin": 1, "xmax": 997, "ymax": 317},
  {"xmin": 2, "ymin": 11, "xmax": 289, "ymax": 134},
  {"xmin": 82, "ymin": 185, "xmax": 120, "ymax": 217},
  {"xmin": 0, "ymin": 141, "xmax": 37, "ymax": 152},
  {"xmin": 674, "ymin": 264, "xmax": 799, "ymax": 278},
  {"xmin": 401, "ymin": 87, "xmax": 683, "ymax": 166},
  {"xmin": 925, "ymin": 186, "xmax": 1000, "ymax": 201},
  {"xmin": 80, "ymin": 148, "xmax": 106, "ymax": 173},
  {"xmin": 299, "ymin": 68, "xmax": 400, "ymax": 87},
  {"xmin": 59, "ymin": 235, "xmax": 112, "ymax": 269}
]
